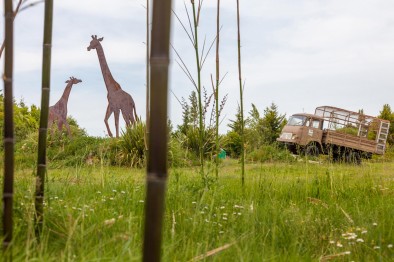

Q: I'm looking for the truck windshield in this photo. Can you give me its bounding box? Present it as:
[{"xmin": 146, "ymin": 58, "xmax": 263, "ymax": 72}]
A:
[{"xmin": 287, "ymin": 115, "xmax": 306, "ymax": 126}]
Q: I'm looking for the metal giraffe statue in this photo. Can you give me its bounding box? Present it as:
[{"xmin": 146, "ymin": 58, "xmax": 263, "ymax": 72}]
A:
[
  {"xmin": 87, "ymin": 35, "xmax": 138, "ymax": 138},
  {"xmin": 48, "ymin": 76, "xmax": 82, "ymax": 135}
]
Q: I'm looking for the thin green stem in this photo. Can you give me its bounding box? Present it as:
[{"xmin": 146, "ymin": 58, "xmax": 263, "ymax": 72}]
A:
[
  {"xmin": 236, "ymin": 0, "xmax": 245, "ymax": 186},
  {"xmin": 191, "ymin": 1, "xmax": 205, "ymax": 181},
  {"xmin": 214, "ymin": 0, "xmax": 220, "ymax": 179}
]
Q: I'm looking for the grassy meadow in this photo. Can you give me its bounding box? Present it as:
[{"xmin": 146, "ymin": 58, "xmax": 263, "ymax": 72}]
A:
[{"xmin": 1, "ymin": 158, "xmax": 393, "ymax": 261}]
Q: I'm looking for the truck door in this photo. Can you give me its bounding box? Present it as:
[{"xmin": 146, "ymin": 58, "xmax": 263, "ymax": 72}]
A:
[{"xmin": 302, "ymin": 118, "xmax": 323, "ymax": 145}]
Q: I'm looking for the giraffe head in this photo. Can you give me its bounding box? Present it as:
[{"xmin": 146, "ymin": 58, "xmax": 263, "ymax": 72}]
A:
[
  {"xmin": 87, "ymin": 35, "xmax": 104, "ymax": 51},
  {"xmin": 66, "ymin": 77, "xmax": 82, "ymax": 85}
]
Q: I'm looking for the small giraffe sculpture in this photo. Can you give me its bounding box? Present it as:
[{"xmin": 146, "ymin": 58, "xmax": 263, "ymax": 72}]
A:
[
  {"xmin": 48, "ymin": 77, "xmax": 82, "ymax": 135},
  {"xmin": 87, "ymin": 35, "xmax": 138, "ymax": 138}
]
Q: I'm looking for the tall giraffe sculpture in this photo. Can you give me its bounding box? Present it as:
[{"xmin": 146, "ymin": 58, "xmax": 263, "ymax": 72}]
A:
[
  {"xmin": 87, "ymin": 35, "xmax": 138, "ymax": 138},
  {"xmin": 48, "ymin": 76, "xmax": 82, "ymax": 135}
]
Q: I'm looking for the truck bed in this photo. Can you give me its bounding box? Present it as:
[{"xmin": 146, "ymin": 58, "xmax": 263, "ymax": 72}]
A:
[{"xmin": 322, "ymin": 130, "xmax": 378, "ymax": 154}]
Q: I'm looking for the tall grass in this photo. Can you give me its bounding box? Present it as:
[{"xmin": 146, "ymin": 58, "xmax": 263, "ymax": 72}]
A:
[{"xmin": 2, "ymin": 160, "xmax": 394, "ymax": 260}]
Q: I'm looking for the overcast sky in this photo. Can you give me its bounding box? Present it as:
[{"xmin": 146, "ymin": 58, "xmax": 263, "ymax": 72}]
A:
[{"xmin": 1, "ymin": 0, "xmax": 394, "ymax": 137}]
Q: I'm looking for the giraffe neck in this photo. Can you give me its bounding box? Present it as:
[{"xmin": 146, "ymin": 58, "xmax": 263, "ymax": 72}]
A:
[
  {"xmin": 59, "ymin": 82, "xmax": 73, "ymax": 106},
  {"xmin": 95, "ymin": 44, "xmax": 120, "ymax": 93}
]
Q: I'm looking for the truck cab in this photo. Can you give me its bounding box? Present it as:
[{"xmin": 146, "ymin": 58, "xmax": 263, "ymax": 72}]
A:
[{"xmin": 277, "ymin": 113, "xmax": 324, "ymax": 154}]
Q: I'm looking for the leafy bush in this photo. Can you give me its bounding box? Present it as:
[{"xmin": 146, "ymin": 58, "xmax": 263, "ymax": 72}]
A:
[
  {"xmin": 111, "ymin": 122, "xmax": 147, "ymax": 168},
  {"xmin": 223, "ymin": 131, "xmax": 242, "ymax": 158},
  {"xmin": 247, "ymin": 144, "xmax": 295, "ymax": 163}
]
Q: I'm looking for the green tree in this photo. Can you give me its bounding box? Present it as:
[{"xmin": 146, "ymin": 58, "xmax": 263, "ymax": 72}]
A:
[{"xmin": 261, "ymin": 103, "xmax": 286, "ymax": 144}]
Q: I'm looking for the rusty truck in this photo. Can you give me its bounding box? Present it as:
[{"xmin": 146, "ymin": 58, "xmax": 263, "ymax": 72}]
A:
[{"xmin": 277, "ymin": 106, "xmax": 390, "ymax": 163}]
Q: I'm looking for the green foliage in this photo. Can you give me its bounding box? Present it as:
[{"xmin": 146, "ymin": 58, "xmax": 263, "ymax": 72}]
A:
[
  {"xmin": 223, "ymin": 131, "xmax": 242, "ymax": 158},
  {"xmin": 260, "ymin": 102, "xmax": 286, "ymax": 144},
  {"xmin": 115, "ymin": 122, "xmax": 147, "ymax": 168},
  {"xmin": 0, "ymin": 94, "xmax": 40, "ymax": 143},
  {"xmin": 247, "ymin": 144, "xmax": 294, "ymax": 163}
]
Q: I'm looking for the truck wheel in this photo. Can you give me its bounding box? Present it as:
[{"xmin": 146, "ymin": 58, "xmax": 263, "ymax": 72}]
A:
[
  {"xmin": 345, "ymin": 151, "xmax": 361, "ymax": 165},
  {"xmin": 306, "ymin": 143, "xmax": 319, "ymax": 157}
]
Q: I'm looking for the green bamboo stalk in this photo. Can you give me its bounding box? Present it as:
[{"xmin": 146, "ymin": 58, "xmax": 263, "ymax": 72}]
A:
[
  {"xmin": 214, "ymin": 0, "xmax": 220, "ymax": 179},
  {"xmin": 2, "ymin": 0, "xmax": 15, "ymax": 255},
  {"xmin": 142, "ymin": 0, "xmax": 172, "ymax": 261},
  {"xmin": 34, "ymin": 0, "xmax": 53, "ymax": 238},
  {"xmin": 145, "ymin": 0, "xmax": 150, "ymax": 155},
  {"xmin": 236, "ymin": 0, "xmax": 245, "ymax": 186},
  {"xmin": 190, "ymin": 0, "xmax": 205, "ymax": 181}
]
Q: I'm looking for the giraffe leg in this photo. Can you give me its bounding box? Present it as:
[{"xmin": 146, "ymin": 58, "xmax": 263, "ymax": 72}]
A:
[
  {"xmin": 57, "ymin": 120, "xmax": 63, "ymax": 133},
  {"xmin": 114, "ymin": 109, "xmax": 120, "ymax": 138},
  {"xmin": 64, "ymin": 121, "xmax": 72, "ymax": 137},
  {"xmin": 121, "ymin": 110, "xmax": 131, "ymax": 127},
  {"xmin": 104, "ymin": 105, "xmax": 114, "ymax": 137},
  {"xmin": 133, "ymin": 104, "xmax": 138, "ymax": 123}
]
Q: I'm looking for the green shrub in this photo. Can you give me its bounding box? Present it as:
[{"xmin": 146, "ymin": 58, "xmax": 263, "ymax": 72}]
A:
[
  {"xmin": 247, "ymin": 144, "xmax": 294, "ymax": 163},
  {"xmin": 112, "ymin": 122, "xmax": 147, "ymax": 168},
  {"xmin": 223, "ymin": 131, "xmax": 242, "ymax": 158}
]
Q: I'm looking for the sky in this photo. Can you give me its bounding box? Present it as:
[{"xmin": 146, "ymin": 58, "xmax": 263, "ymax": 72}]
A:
[{"xmin": 1, "ymin": 0, "xmax": 394, "ymax": 137}]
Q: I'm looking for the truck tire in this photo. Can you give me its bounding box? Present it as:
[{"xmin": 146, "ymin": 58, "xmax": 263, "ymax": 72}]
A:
[
  {"xmin": 306, "ymin": 143, "xmax": 319, "ymax": 157},
  {"xmin": 345, "ymin": 150, "xmax": 361, "ymax": 165}
]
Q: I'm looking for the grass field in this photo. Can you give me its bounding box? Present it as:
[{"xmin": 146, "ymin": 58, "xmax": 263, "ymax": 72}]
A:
[{"xmin": 2, "ymin": 159, "xmax": 394, "ymax": 261}]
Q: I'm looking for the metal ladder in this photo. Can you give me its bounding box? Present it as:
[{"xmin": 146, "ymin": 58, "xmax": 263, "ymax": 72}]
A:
[{"xmin": 376, "ymin": 121, "xmax": 390, "ymax": 154}]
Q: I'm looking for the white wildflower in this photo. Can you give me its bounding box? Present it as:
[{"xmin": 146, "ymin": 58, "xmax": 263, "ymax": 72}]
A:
[
  {"xmin": 121, "ymin": 191, "xmax": 126, "ymax": 194},
  {"xmin": 373, "ymin": 222, "xmax": 378, "ymax": 226},
  {"xmin": 192, "ymin": 201, "xmax": 197, "ymax": 204},
  {"xmin": 388, "ymin": 244, "xmax": 393, "ymax": 248},
  {"xmin": 112, "ymin": 189, "xmax": 117, "ymax": 193},
  {"xmin": 337, "ymin": 242, "xmax": 343, "ymax": 247},
  {"xmin": 139, "ymin": 200, "xmax": 144, "ymax": 203},
  {"xmin": 373, "ymin": 246, "xmax": 380, "ymax": 249},
  {"xmin": 220, "ymin": 206, "xmax": 225, "ymax": 209},
  {"xmin": 104, "ymin": 218, "xmax": 116, "ymax": 226},
  {"xmin": 356, "ymin": 238, "xmax": 364, "ymax": 243},
  {"xmin": 361, "ymin": 230, "xmax": 368, "ymax": 234}
]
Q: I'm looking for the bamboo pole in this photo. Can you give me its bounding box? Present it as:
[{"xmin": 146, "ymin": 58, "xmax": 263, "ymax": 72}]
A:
[
  {"xmin": 34, "ymin": 0, "xmax": 53, "ymax": 238},
  {"xmin": 142, "ymin": 0, "xmax": 172, "ymax": 261},
  {"xmin": 2, "ymin": 0, "xmax": 15, "ymax": 255},
  {"xmin": 145, "ymin": 0, "xmax": 150, "ymax": 156},
  {"xmin": 214, "ymin": 0, "xmax": 220, "ymax": 179},
  {"xmin": 236, "ymin": 0, "xmax": 245, "ymax": 186}
]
